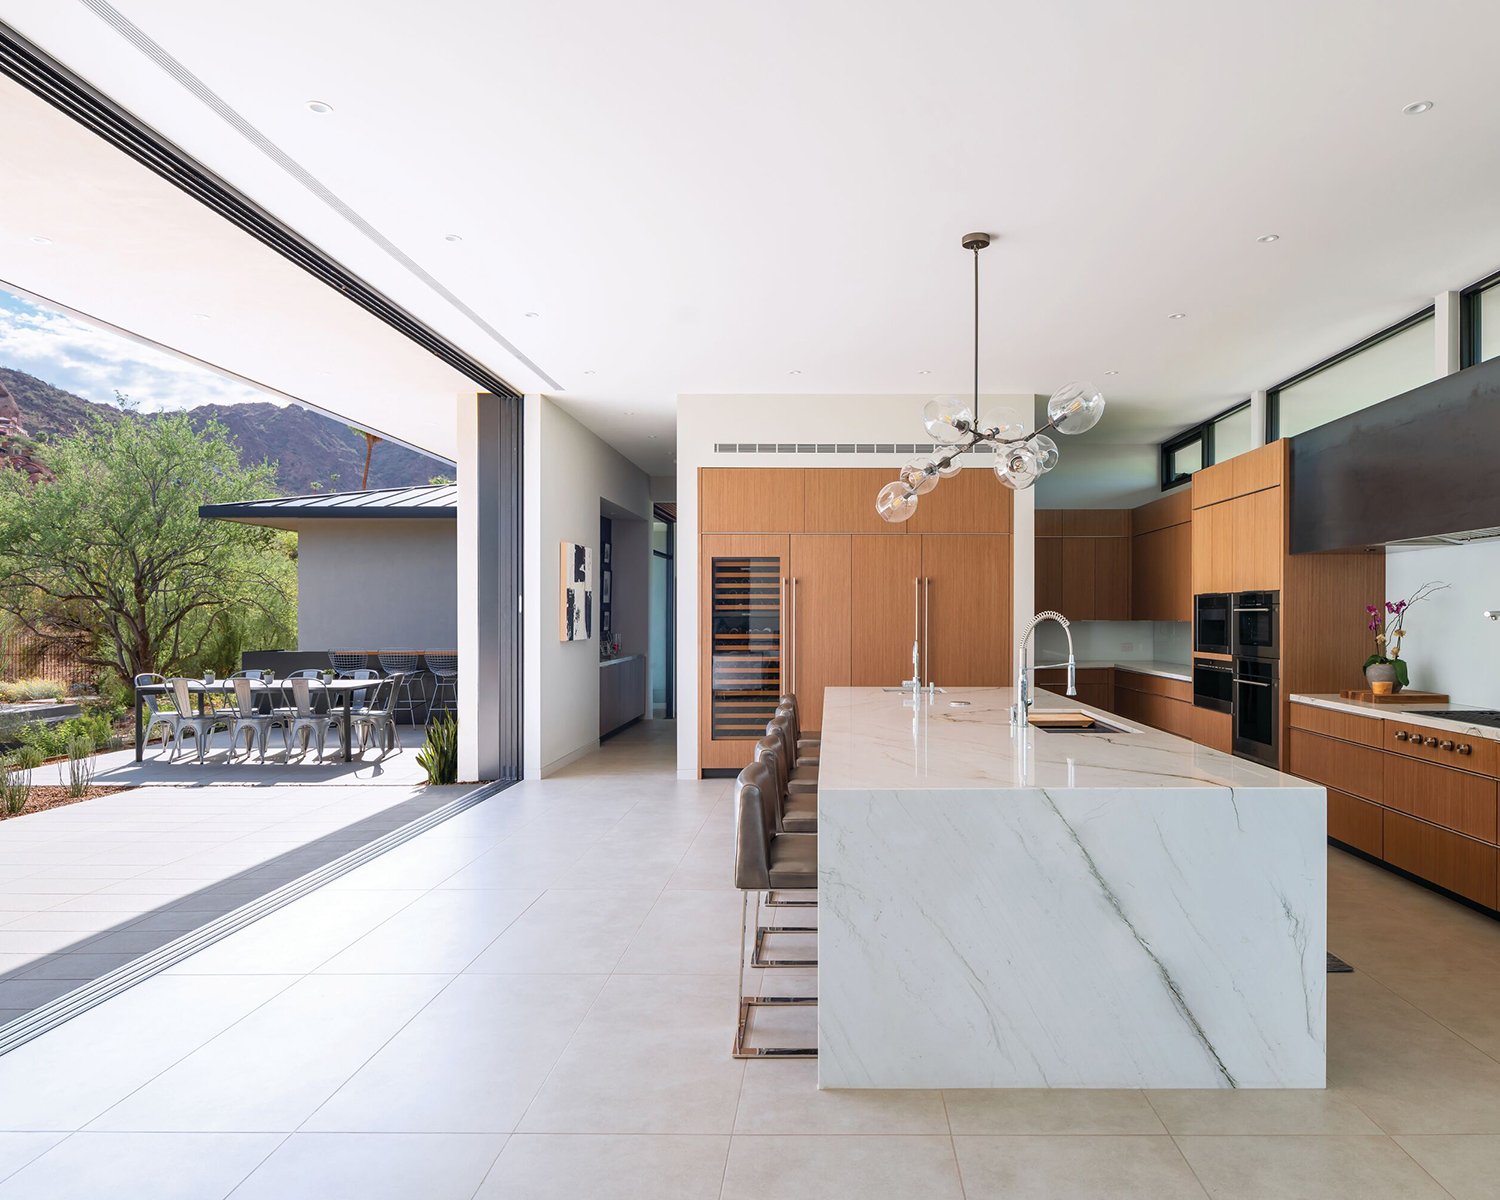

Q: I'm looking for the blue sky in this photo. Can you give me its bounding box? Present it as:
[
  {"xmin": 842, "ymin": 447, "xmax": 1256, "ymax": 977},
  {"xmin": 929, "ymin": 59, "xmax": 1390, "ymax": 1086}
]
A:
[{"xmin": 0, "ymin": 286, "xmax": 278, "ymax": 411}]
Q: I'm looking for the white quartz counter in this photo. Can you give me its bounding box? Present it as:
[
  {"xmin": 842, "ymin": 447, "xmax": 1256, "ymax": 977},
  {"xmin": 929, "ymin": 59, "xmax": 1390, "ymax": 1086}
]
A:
[
  {"xmin": 1291, "ymin": 692, "xmax": 1500, "ymax": 743},
  {"xmin": 816, "ymin": 686, "xmax": 1326, "ymax": 1091}
]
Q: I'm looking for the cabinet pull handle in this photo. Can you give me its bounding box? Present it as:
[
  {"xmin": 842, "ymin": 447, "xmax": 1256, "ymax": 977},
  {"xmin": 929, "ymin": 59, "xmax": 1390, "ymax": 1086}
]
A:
[
  {"xmin": 923, "ymin": 577, "xmax": 931, "ymax": 688},
  {"xmin": 1393, "ymin": 730, "xmax": 1409, "ymax": 742},
  {"xmin": 790, "ymin": 577, "xmax": 798, "ymax": 695}
]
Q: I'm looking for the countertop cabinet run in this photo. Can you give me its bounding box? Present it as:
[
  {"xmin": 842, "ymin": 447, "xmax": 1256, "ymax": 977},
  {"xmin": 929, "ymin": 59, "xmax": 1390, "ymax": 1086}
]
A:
[{"xmin": 1289, "ymin": 703, "xmax": 1500, "ymax": 912}]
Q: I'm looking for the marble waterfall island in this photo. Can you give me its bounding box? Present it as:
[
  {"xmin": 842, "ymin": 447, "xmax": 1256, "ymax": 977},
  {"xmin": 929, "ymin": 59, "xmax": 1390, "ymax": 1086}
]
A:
[{"xmin": 816, "ymin": 687, "xmax": 1326, "ymax": 1090}]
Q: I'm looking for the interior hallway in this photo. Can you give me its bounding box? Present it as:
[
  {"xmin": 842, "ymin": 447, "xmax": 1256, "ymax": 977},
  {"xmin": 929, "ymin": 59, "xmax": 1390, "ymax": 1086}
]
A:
[{"xmin": 0, "ymin": 722, "xmax": 1494, "ymax": 1196}]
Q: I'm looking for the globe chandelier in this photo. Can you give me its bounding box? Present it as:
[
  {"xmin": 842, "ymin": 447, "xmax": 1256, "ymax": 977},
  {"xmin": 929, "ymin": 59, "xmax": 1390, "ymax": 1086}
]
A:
[{"xmin": 875, "ymin": 232, "xmax": 1106, "ymax": 523}]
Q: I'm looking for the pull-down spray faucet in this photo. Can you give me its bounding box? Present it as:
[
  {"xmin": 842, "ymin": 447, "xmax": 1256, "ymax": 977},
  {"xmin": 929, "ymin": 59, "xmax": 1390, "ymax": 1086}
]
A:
[{"xmin": 1011, "ymin": 611, "xmax": 1076, "ymax": 726}]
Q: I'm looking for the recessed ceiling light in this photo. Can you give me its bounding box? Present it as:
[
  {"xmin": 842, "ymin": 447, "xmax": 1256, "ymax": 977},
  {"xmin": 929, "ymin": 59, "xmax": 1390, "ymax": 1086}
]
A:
[
  {"xmin": 787, "ymin": 369, "xmax": 802, "ymax": 375},
  {"xmin": 444, "ymin": 233, "xmax": 463, "ymax": 243},
  {"xmin": 1104, "ymin": 370, "xmax": 1119, "ymax": 376},
  {"xmin": 28, "ymin": 235, "xmax": 52, "ymax": 245},
  {"xmin": 524, "ymin": 311, "xmax": 539, "ymax": 318},
  {"xmin": 1402, "ymin": 100, "xmax": 1434, "ymax": 115},
  {"xmin": 306, "ymin": 100, "xmax": 334, "ymax": 114},
  {"xmin": 1256, "ymin": 233, "xmax": 1280, "ymax": 243},
  {"xmin": 193, "ymin": 313, "xmax": 211, "ymax": 321},
  {"xmin": 917, "ymin": 369, "xmax": 932, "ymax": 375},
  {"xmin": 582, "ymin": 370, "xmax": 596, "ymax": 375},
  {"xmin": 1168, "ymin": 312, "xmax": 1187, "ymax": 320},
  {"xmin": 648, "ymin": 434, "xmax": 659, "ymax": 439}
]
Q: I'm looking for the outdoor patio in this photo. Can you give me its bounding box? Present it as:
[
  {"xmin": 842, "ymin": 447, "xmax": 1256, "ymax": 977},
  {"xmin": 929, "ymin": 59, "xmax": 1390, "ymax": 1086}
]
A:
[{"xmin": 0, "ymin": 728, "xmax": 470, "ymax": 1026}]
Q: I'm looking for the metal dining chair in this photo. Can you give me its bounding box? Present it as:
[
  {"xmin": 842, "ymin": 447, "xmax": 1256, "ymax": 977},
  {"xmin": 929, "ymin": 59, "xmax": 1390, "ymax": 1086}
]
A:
[
  {"xmin": 328, "ymin": 669, "xmax": 381, "ymax": 753},
  {"xmin": 351, "ymin": 673, "xmax": 403, "ymax": 756},
  {"xmin": 280, "ymin": 677, "xmax": 337, "ymax": 759},
  {"xmin": 225, "ymin": 676, "xmax": 289, "ymax": 761},
  {"xmin": 164, "ymin": 677, "xmax": 220, "ymax": 762},
  {"xmin": 135, "ymin": 673, "xmax": 178, "ymax": 754}
]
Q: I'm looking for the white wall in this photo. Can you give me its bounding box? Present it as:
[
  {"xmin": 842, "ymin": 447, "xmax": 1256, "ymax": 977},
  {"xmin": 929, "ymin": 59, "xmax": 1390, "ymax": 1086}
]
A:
[
  {"xmin": 676, "ymin": 392, "xmax": 1037, "ymax": 778},
  {"xmin": 1035, "ymin": 442, "xmax": 1162, "ymax": 509},
  {"xmin": 1385, "ymin": 542, "xmax": 1500, "ymax": 705},
  {"xmin": 1036, "ymin": 621, "xmax": 1190, "ymax": 665},
  {"xmin": 296, "ymin": 519, "xmax": 456, "ymax": 650},
  {"xmin": 524, "ymin": 396, "xmax": 652, "ymax": 777}
]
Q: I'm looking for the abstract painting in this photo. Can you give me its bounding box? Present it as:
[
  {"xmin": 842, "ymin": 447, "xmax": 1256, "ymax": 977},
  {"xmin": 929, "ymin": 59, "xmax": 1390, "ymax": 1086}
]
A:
[{"xmin": 560, "ymin": 542, "xmax": 594, "ymax": 641}]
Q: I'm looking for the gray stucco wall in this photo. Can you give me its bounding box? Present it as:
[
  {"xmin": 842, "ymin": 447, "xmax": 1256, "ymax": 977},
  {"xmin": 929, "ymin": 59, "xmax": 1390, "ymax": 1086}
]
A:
[{"xmin": 296, "ymin": 518, "xmax": 457, "ymax": 650}]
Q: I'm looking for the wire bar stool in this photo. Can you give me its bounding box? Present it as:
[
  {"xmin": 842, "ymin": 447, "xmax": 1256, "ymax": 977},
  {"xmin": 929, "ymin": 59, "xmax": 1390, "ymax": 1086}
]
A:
[
  {"xmin": 376, "ymin": 650, "xmax": 425, "ymax": 726},
  {"xmin": 425, "ymin": 652, "xmax": 457, "ymax": 723}
]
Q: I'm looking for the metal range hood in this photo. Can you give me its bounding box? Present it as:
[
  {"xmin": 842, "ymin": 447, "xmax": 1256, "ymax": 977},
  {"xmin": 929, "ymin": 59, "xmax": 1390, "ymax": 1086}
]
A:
[{"xmin": 1289, "ymin": 355, "xmax": 1500, "ymax": 554}]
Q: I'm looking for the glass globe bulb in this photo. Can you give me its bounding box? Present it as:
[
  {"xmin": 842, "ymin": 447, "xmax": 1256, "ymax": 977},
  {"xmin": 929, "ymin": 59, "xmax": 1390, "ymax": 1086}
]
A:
[
  {"xmin": 876, "ymin": 480, "xmax": 919, "ymax": 523},
  {"xmin": 934, "ymin": 449, "xmax": 963, "ymax": 478},
  {"xmin": 1029, "ymin": 433, "xmax": 1060, "ymax": 472},
  {"xmin": 983, "ymin": 421, "xmax": 1027, "ymax": 442},
  {"xmin": 922, "ymin": 396, "xmax": 974, "ymax": 443},
  {"xmin": 1046, "ymin": 382, "xmax": 1105, "ymax": 435},
  {"xmin": 994, "ymin": 443, "xmax": 1041, "ymax": 490},
  {"xmin": 899, "ymin": 456, "xmax": 940, "ymax": 496}
]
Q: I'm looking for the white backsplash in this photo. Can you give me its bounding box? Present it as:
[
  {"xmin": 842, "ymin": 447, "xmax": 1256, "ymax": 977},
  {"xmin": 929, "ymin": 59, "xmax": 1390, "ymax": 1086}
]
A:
[{"xmin": 1036, "ymin": 620, "xmax": 1190, "ymax": 665}]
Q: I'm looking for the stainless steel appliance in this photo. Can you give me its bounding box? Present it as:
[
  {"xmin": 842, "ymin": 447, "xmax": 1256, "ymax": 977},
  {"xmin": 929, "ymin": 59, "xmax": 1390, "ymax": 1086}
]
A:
[
  {"xmin": 1232, "ymin": 590, "xmax": 1280, "ymax": 661},
  {"xmin": 1233, "ymin": 658, "xmax": 1279, "ymax": 767},
  {"xmin": 1194, "ymin": 593, "xmax": 1231, "ymax": 656},
  {"xmin": 1192, "ymin": 657, "xmax": 1234, "ymax": 714}
]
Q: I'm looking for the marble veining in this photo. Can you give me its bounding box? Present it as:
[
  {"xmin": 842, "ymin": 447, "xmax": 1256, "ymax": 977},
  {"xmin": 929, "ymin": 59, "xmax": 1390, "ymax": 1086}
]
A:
[{"xmin": 817, "ymin": 687, "xmax": 1327, "ymax": 1090}]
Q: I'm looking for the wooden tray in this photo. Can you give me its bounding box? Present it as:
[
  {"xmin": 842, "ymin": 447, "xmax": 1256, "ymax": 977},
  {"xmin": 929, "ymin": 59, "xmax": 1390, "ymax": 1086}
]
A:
[
  {"xmin": 1338, "ymin": 688, "xmax": 1449, "ymax": 705},
  {"xmin": 1028, "ymin": 710, "xmax": 1098, "ymax": 728}
]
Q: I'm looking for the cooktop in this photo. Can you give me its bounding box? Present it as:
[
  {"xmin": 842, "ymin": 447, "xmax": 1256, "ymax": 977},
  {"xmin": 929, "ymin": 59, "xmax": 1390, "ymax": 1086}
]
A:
[{"xmin": 1414, "ymin": 710, "xmax": 1500, "ymax": 729}]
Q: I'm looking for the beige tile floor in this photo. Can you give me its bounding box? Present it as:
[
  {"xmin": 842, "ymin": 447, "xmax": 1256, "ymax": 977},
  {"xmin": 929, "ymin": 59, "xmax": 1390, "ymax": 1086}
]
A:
[{"xmin": 0, "ymin": 720, "xmax": 1493, "ymax": 1196}]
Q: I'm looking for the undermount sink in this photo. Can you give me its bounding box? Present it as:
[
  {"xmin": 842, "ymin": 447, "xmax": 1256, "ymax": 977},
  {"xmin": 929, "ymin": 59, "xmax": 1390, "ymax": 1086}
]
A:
[
  {"xmin": 1030, "ymin": 712, "xmax": 1128, "ymax": 734},
  {"xmin": 881, "ymin": 686, "xmax": 948, "ymax": 693}
]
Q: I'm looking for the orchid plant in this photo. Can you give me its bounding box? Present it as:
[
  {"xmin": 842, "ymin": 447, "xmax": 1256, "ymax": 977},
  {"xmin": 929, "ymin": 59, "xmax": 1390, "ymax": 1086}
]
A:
[{"xmin": 1363, "ymin": 580, "xmax": 1448, "ymax": 687}]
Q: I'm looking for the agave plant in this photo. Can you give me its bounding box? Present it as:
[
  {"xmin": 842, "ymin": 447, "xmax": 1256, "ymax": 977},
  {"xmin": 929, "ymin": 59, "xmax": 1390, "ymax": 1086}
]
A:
[{"xmin": 416, "ymin": 714, "xmax": 458, "ymax": 786}]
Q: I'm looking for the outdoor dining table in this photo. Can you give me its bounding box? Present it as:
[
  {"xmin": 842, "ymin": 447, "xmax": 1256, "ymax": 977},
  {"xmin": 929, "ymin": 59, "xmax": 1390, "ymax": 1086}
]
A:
[{"xmin": 132, "ymin": 678, "xmax": 376, "ymax": 764}]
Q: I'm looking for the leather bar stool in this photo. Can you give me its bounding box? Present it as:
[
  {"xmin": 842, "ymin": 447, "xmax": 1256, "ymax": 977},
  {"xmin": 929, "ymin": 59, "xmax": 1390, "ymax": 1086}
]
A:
[
  {"xmin": 733, "ymin": 760, "xmax": 817, "ymax": 1058},
  {"xmin": 768, "ymin": 715, "xmax": 819, "ymax": 792},
  {"xmin": 753, "ymin": 736, "xmax": 817, "ymax": 832},
  {"xmin": 775, "ymin": 704, "xmax": 819, "ymax": 767},
  {"xmin": 777, "ymin": 694, "xmax": 820, "ymax": 759}
]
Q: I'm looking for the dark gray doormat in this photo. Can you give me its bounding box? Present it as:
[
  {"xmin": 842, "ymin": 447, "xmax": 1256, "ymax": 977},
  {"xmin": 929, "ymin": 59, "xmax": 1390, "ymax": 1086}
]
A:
[{"xmin": 1327, "ymin": 953, "xmax": 1354, "ymax": 973}]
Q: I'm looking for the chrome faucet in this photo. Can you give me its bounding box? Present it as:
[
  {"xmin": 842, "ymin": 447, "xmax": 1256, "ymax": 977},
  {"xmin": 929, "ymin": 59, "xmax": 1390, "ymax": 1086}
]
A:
[{"xmin": 1011, "ymin": 610, "xmax": 1077, "ymax": 726}]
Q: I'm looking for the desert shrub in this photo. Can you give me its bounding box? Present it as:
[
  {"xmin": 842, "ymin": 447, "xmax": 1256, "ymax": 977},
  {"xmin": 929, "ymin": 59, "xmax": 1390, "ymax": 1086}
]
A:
[
  {"xmin": 417, "ymin": 714, "xmax": 458, "ymax": 785},
  {"xmin": 0, "ymin": 678, "xmax": 66, "ymax": 704},
  {"xmin": 65, "ymin": 737, "xmax": 96, "ymax": 798}
]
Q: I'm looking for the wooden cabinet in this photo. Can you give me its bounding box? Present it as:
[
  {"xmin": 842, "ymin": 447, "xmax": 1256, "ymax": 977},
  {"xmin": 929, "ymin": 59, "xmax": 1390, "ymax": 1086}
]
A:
[
  {"xmin": 1036, "ymin": 666, "xmax": 1114, "ymax": 712},
  {"xmin": 787, "ymin": 535, "xmax": 852, "ymax": 732},
  {"xmin": 1383, "ymin": 811, "xmax": 1497, "ymax": 908},
  {"xmin": 1227, "ymin": 487, "xmax": 1283, "ymax": 591},
  {"xmin": 1191, "ymin": 499, "xmax": 1232, "ymax": 595},
  {"xmin": 1191, "ymin": 707, "xmax": 1233, "ymax": 754},
  {"xmin": 849, "ymin": 536, "xmax": 923, "ymax": 687},
  {"xmin": 1329, "ymin": 788, "xmax": 1383, "ymax": 858},
  {"xmin": 1188, "ymin": 441, "xmax": 1286, "ymax": 595},
  {"xmin": 1114, "ymin": 670, "xmax": 1193, "ymax": 738},
  {"xmin": 700, "ymin": 469, "xmax": 805, "ymax": 532},
  {"xmin": 804, "ymin": 469, "xmax": 903, "ymax": 534},
  {"xmin": 1382, "ymin": 721, "xmax": 1500, "ymax": 775},
  {"xmin": 1036, "ymin": 510, "xmax": 1130, "ymax": 621},
  {"xmin": 920, "ymin": 535, "xmax": 1011, "ymax": 686},
  {"xmin": 906, "ymin": 468, "xmax": 1012, "ymax": 534},
  {"xmin": 1288, "ymin": 729, "xmax": 1384, "ymax": 803},
  {"xmin": 1289, "ymin": 703, "xmax": 1383, "ymax": 746},
  {"xmin": 1131, "ymin": 522, "xmax": 1192, "ymax": 621},
  {"xmin": 1383, "ymin": 755, "xmax": 1497, "ymax": 843},
  {"xmin": 600, "ymin": 655, "xmax": 647, "ymax": 737}
]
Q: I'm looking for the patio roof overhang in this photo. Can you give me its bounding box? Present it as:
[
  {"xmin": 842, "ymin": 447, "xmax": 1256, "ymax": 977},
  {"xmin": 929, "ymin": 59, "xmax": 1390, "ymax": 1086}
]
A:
[{"xmin": 199, "ymin": 484, "xmax": 456, "ymax": 531}]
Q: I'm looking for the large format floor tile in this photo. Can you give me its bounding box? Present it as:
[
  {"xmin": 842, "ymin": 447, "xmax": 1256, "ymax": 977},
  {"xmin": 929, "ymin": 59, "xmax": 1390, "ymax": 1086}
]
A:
[
  {"xmin": 954, "ymin": 1134, "xmax": 1207, "ymax": 1199},
  {"xmin": 476, "ymin": 1134, "xmax": 728, "ymax": 1200},
  {"xmin": 0, "ymin": 1132, "xmax": 281, "ymax": 1200},
  {"xmin": 720, "ymin": 1135, "xmax": 964, "ymax": 1200},
  {"xmin": 1174, "ymin": 1134, "xmax": 1450, "ymax": 1200},
  {"xmin": 229, "ymin": 1132, "xmax": 506, "ymax": 1200}
]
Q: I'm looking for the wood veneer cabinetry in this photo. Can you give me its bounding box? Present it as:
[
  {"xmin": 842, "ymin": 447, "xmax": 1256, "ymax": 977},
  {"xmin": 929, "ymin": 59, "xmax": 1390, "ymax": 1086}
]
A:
[
  {"xmin": 1289, "ymin": 702, "xmax": 1500, "ymax": 911},
  {"xmin": 1035, "ymin": 510, "xmax": 1130, "ymax": 621},
  {"xmin": 1036, "ymin": 666, "xmax": 1114, "ymax": 712},
  {"xmin": 1131, "ymin": 488, "xmax": 1193, "ymax": 622},
  {"xmin": 920, "ymin": 535, "xmax": 1012, "ymax": 686},
  {"xmin": 1190, "ymin": 442, "xmax": 1285, "ymax": 595},
  {"xmin": 1114, "ymin": 669, "xmax": 1193, "ymax": 738},
  {"xmin": 906, "ymin": 468, "xmax": 1013, "ymax": 534},
  {"xmin": 700, "ymin": 469, "xmax": 805, "ymax": 532},
  {"xmin": 787, "ymin": 535, "xmax": 852, "ymax": 733},
  {"xmin": 849, "ymin": 536, "xmax": 922, "ymax": 687}
]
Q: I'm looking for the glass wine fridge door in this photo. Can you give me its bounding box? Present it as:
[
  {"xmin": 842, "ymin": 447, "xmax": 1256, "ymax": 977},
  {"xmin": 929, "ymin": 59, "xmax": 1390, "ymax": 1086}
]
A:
[{"xmin": 709, "ymin": 554, "xmax": 783, "ymax": 741}]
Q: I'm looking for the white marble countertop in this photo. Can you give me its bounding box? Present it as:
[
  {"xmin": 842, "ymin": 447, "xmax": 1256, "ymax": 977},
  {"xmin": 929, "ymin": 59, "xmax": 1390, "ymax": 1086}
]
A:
[
  {"xmin": 1291, "ymin": 692, "xmax": 1500, "ymax": 743},
  {"xmin": 818, "ymin": 686, "xmax": 1301, "ymax": 792},
  {"xmin": 598, "ymin": 654, "xmax": 644, "ymax": 668}
]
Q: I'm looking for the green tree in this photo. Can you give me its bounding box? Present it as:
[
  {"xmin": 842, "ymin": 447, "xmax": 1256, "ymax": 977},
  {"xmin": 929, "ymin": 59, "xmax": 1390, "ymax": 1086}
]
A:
[{"xmin": 0, "ymin": 412, "xmax": 296, "ymax": 689}]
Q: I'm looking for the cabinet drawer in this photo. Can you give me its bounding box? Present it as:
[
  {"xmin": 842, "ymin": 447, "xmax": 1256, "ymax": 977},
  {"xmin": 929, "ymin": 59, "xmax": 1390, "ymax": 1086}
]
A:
[
  {"xmin": 1191, "ymin": 706, "xmax": 1233, "ymax": 754},
  {"xmin": 1289, "ymin": 702, "xmax": 1384, "ymax": 747},
  {"xmin": 1382, "ymin": 811, "xmax": 1497, "ymax": 908},
  {"xmin": 1115, "ymin": 670, "xmax": 1191, "ymax": 704},
  {"xmin": 1383, "ymin": 755, "xmax": 1498, "ymax": 843},
  {"xmin": 1329, "ymin": 789, "xmax": 1382, "ymax": 858},
  {"xmin": 1287, "ymin": 729, "xmax": 1384, "ymax": 803},
  {"xmin": 1383, "ymin": 722, "xmax": 1499, "ymax": 775}
]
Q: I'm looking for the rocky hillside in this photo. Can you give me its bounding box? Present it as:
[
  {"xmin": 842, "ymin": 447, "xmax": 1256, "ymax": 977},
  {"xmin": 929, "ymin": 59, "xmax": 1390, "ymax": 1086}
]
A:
[{"xmin": 0, "ymin": 367, "xmax": 451, "ymax": 495}]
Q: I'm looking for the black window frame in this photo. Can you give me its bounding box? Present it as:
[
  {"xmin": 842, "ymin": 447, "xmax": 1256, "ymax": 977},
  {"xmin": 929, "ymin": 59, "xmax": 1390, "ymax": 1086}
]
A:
[
  {"xmin": 1159, "ymin": 399, "xmax": 1251, "ymax": 491},
  {"xmin": 1265, "ymin": 305, "xmax": 1435, "ymax": 442},
  {"xmin": 1460, "ymin": 267, "xmax": 1500, "ymax": 369}
]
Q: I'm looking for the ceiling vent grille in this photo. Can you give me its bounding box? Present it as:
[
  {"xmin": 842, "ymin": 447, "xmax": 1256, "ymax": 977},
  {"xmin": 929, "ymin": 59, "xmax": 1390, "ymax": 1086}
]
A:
[{"xmin": 712, "ymin": 442, "xmax": 995, "ymax": 456}]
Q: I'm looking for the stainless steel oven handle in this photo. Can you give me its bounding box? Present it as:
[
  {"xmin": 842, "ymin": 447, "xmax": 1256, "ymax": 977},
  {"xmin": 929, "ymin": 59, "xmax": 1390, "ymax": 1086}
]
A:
[
  {"xmin": 1232, "ymin": 607, "xmax": 1270, "ymax": 613},
  {"xmin": 1234, "ymin": 678, "xmax": 1271, "ymax": 687}
]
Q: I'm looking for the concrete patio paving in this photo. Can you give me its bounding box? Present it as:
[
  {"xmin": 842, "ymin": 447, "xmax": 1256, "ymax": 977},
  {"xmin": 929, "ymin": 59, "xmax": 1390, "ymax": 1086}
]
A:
[{"xmin": 0, "ymin": 728, "xmax": 471, "ymax": 1025}]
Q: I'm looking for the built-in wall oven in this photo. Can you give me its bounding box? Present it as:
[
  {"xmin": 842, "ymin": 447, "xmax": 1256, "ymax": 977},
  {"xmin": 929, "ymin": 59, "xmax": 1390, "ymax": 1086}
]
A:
[
  {"xmin": 1194, "ymin": 593, "xmax": 1231, "ymax": 656},
  {"xmin": 1233, "ymin": 658, "xmax": 1279, "ymax": 767},
  {"xmin": 1192, "ymin": 658, "xmax": 1234, "ymax": 713},
  {"xmin": 1232, "ymin": 590, "xmax": 1280, "ymax": 661}
]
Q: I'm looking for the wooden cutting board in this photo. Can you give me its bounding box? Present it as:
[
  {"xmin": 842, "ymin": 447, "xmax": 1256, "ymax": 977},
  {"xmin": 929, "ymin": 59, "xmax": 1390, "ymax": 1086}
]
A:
[
  {"xmin": 1338, "ymin": 688, "xmax": 1449, "ymax": 705},
  {"xmin": 1028, "ymin": 710, "xmax": 1098, "ymax": 728}
]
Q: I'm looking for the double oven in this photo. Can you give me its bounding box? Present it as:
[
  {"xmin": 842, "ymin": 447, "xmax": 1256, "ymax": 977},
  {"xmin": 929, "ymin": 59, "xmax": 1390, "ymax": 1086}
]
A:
[{"xmin": 1193, "ymin": 590, "xmax": 1280, "ymax": 767}]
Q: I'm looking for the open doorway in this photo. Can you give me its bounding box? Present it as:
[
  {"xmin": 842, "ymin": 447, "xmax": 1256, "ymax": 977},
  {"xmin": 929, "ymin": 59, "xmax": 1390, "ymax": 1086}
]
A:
[{"xmin": 651, "ymin": 504, "xmax": 676, "ymax": 719}]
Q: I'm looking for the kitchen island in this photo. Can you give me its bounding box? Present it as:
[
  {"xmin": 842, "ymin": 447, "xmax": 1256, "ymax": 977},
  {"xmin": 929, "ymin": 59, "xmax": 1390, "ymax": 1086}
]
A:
[{"xmin": 816, "ymin": 686, "xmax": 1325, "ymax": 1089}]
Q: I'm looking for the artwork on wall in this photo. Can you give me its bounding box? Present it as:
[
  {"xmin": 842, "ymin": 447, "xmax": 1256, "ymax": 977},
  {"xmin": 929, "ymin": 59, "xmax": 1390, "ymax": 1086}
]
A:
[
  {"xmin": 560, "ymin": 541, "xmax": 594, "ymax": 641},
  {"xmin": 602, "ymin": 570, "xmax": 612, "ymax": 605}
]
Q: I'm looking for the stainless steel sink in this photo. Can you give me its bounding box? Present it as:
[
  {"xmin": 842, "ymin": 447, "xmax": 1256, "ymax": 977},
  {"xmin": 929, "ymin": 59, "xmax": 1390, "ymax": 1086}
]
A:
[
  {"xmin": 1032, "ymin": 716, "xmax": 1128, "ymax": 734},
  {"xmin": 881, "ymin": 687, "xmax": 947, "ymax": 693}
]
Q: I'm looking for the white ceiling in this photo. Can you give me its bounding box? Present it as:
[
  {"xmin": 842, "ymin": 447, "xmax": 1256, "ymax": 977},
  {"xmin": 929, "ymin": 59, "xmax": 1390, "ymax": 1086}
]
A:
[{"xmin": 3, "ymin": 0, "xmax": 1500, "ymax": 475}]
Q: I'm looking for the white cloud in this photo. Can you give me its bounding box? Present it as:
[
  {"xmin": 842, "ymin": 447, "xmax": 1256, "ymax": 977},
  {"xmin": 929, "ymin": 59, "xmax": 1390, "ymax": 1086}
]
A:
[{"xmin": 0, "ymin": 288, "xmax": 283, "ymax": 412}]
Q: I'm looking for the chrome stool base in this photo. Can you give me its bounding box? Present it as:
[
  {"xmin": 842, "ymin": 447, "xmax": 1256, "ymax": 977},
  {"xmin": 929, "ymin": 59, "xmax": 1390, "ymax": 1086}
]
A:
[
  {"xmin": 752, "ymin": 925, "xmax": 818, "ymax": 969},
  {"xmin": 765, "ymin": 889, "xmax": 816, "ymax": 908},
  {"xmin": 734, "ymin": 996, "xmax": 817, "ymax": 1059}
]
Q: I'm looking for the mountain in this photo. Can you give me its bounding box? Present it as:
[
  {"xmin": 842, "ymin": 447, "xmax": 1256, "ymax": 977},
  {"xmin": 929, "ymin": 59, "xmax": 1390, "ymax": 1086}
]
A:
[{"xmin": 0, "ymin": 367, "xmax": 451, "ymax": 494}]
